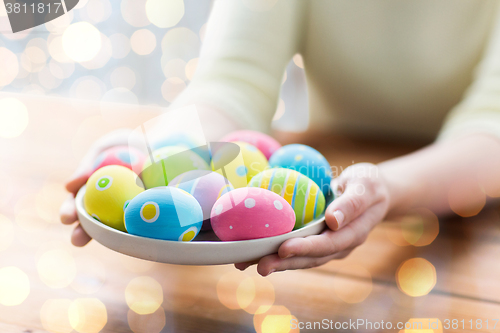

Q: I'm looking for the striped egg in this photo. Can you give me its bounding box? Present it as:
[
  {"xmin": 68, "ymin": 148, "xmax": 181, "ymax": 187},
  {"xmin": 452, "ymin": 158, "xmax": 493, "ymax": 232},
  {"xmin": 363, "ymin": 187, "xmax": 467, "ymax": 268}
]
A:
[
  {"xmin": 249, "ymin": 168, "xmax": 325, "ymax": 229},
  {"xmin": 169, "ymin": 170, "xmax": 234, "ymax": 230}
]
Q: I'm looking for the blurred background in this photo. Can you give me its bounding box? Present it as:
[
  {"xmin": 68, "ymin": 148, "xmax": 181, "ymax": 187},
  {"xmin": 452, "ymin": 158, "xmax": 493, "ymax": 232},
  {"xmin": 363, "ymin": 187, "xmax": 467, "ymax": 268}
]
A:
[{"xmin": 0, "ymin": 0, "xmax": 309, "ymax": 132}]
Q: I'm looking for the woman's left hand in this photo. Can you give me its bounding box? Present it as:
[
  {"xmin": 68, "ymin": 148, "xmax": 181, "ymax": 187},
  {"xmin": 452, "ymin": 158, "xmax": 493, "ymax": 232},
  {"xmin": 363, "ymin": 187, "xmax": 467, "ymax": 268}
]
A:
[{"xmin": 235, "ymin": 163, "xmax": 392, "ymax": 276}]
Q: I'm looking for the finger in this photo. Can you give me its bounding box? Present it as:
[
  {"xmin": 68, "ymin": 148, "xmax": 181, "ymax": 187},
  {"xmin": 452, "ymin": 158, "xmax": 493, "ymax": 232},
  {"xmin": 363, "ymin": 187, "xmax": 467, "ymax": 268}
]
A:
[
  {"xmin": 324, "ymin": 181, "xmax": 377, "ymax": 230},
  {"xmin": 257, "ymin": 250, "xmax": 353, "ymax": 276},
  {"xmin": 234, "ymin": 260, "xmax": 259, "ymax": 271},
  {"xmin": 66, "ymin": 173, "xmax": 90, "ymax": 195},
  {"xmin": 71, "ymin": 224, "xmax": 92, "ymax": 247},
  {"xmin": 60, "ymin": 194, "xmax": 78, "ymax": 225},
  {"xmin": 279, "ymin": 203, "xmax": 386, "ymax": 258}
]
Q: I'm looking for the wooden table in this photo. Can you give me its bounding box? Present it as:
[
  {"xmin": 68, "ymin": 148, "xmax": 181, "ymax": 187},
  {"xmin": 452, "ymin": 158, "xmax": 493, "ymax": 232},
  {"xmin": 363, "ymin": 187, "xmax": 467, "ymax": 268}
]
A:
[{"xmin": 0, "ymin": 92, "xmax": 499, "ymax": 333}]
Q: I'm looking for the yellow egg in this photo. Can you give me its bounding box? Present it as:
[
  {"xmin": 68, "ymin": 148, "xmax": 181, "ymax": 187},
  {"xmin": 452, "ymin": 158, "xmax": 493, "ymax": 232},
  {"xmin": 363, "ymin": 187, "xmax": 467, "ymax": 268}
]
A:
[
  {"xmin": 211, "ymin": 141, "xmax": 268, "ymax": 188},
  {"xmin": 84, "ymin": 165, "xmax": 144, "ymax": 232}
]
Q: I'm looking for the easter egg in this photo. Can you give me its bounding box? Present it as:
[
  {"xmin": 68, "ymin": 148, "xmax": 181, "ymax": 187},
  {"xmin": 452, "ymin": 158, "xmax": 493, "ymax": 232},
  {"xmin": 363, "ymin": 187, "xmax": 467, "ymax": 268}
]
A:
[
  {"xmin": 84, "ymin": 165, "xmax": 145, "ymax": 232},
  {"xmin": 141, "ymin": 146, "xmax": 210, "ymax": 189},
  {"xmin": 210, "ymin": 187, "xmax": 295, "ymax": 241},
  {"xmin": 91, "ymin": 146, "xmax": 146, "ymax": 174},
  {"xmin": 211, "ymin": 141, "xmax": 268, "ymax": 188},
  {"xmin": 220, "ymin": 130, "xmax": 281, "ymax": 160},
  {"xmin": 169, "ymin": 170, "xmax": 234, "ymax": 230},
  {"xmin": 151, "ymin": 132, "xmax": 203, "ymax": 151},
  {"xmin": 249, "ymin": 168, "xmax": 325, "ymax": 229},
  {"xmin": 269, "ymin": 144, "xmax": 332, "ymax": 196},
  {"xmin": 124, "ymin": 187, "xmax": 203, "ymax": 241}
]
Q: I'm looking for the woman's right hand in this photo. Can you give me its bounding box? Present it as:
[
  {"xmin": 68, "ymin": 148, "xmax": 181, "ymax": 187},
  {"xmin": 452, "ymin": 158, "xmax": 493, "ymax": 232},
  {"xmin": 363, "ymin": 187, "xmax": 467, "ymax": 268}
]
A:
[{"xmin": 59, "ymin": 129, "xmax": 133, "ymax": 246}]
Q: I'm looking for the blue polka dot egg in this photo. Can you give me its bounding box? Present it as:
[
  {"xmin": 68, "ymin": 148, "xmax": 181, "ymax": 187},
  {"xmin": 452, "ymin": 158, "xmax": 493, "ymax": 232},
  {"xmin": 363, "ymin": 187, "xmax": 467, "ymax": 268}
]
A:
[
  {"xmin": 269, "ymin": 144, "xmax": 332, "ymax": 196},
  {"xmin": 124, "ymin": 187, "xmax": 203, "ymax": 242}
]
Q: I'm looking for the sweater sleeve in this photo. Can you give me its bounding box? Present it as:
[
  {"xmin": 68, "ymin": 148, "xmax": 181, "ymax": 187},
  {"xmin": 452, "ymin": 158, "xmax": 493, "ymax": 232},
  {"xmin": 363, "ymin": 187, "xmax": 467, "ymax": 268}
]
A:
[
  {"xmin": 169, "ymin": 0, "xmax": 307, "ymax": 133},
  {"xmin": 437, "ymin": 5, "xmax": 500, "ymax": 141}
]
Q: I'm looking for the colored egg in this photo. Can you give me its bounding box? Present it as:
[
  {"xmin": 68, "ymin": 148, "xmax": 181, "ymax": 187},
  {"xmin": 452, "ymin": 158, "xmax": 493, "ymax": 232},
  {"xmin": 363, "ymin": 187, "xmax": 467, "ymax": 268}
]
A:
[
  {"xmin": 269, "ymin": 144, "xmax": 332, "ymax": 196},
  {"xmin": 249, "ymin": 168, "xmax": 325, "ymax": 229},
  {"xmin": 220, "ymin": 130, "xmax": 282, "ymax": 160},
  {"xmin": 151, "ymin": 132, "xmax": 203, "ymax": 151},
  {"xmin": 169, "ymin": 170, "xmax": 234, "ymax": 230},
  {"xmin": 124, "ymin": 187, "xmax": 203, "ymax": 241},
  {"xmin": 211, "ymin": 141, "xmax": 268, "ymax": 188},
  {"xmin": 141, "ymin": 146, "xmax": 210, "ymax": 189},
  {"xmin": 84, "ymin": 165, "xmax": 145, "ymax": 232},
  {"xmin": 210, "ymin": 187, "xmax": 295, "ymax": 241},
  {"xmin": 91, "ymin": 146, "xmax": 146, "ymax": 174}
]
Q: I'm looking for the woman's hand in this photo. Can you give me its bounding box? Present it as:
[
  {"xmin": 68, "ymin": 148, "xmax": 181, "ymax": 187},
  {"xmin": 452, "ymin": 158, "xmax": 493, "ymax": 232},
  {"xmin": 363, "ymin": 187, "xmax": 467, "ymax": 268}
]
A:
[
  {"xmin": 235, "ymin": 163, "xmax": 392, "ymax": 276},
  {"xmin": 59, "ymin": 129, "xmax": 133, "ymax": 247}
]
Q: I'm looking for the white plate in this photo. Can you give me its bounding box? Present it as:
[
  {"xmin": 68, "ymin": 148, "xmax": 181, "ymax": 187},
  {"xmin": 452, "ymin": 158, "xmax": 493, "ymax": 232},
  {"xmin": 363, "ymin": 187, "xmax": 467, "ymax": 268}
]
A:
[{"xmin": 76, "ymin": 186, "xmax": 327, "ymax": 265}]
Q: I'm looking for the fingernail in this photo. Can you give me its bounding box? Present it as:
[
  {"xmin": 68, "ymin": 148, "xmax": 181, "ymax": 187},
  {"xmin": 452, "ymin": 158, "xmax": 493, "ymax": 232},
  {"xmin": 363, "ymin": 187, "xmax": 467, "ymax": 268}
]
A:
[
  {"xmin": 265, "ymin": 269, "xmax": 276, "ymax": 276},
  {"xmin": 283, "ymin": 253, "xmax": 295, "ymax": 259},
  {"xmin": 333, "ymin": 210, "xmax": 345, "ymax": 228}
]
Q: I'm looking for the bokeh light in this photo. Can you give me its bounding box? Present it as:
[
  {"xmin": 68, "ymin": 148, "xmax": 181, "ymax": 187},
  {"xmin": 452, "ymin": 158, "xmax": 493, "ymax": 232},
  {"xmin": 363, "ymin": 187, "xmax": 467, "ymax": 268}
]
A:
[
  {"xmin": 15, "ymin": 194, "xmax": 48, "ymax": 233},
  {"xmin": 71, "ymin": 76, "xmax": 106, "ymax": 101},
  {"xmin": 333, "ymin": 264, "xmax": 372, "ymax": 303},
  {"xmin": 40, "ymin": 299, "xmax": 73, "ymax": 333},
  {"xmin": 80, "ymin": 33, "xmax": 112, "ymax": 70},
  {"xmin": 82, "ymin": 0, "xmax": 112, "ymax": 24},
  {"xmin": 0, "ymin": 215, "xmax": 14, "ymax": 253},
  {"xmin": 185, "ymin": 58, "xmax": 198, "ymax": 80},
  {"xmin": 216, "ymin": 271, "xmax": 248, "ymax": 310},
  {"xmin": 110, "ymin": 66, "xmax": 136, "ymax": 90},
  {"xmin": 101, "ymin": 87, "xmax": 138, "ymax": 105},
  {"xmin": 62, "ymin": 22, "xmax": 102, "ymax": 62},
  {"xmin": 0, "ymin": 97, "xmax": 29, "ymax": 138},
  {"xmin": 68, "ymin": 298, "xmax": 108, "ymax": 333},
  {"xmin": 0, "ymin": 170, "xmax": 13, "ymax": 208},
  {"xmin": 161, "ymin": 77, "xmax": 186, "ymax": 102},
  {"xmin": 0, "ymin": 266, "xmax": 30, "ymax": 306},
  {"xmin": 0, "ymin": 47, "xmax": 19, "ymax": 86},
  {"xmin": 385, "ymin": 209, "xmax": 439, "ymax": 247},
  {"xmin": 70, "ymin": 255, "xmax": 106, "ymax": 295},
  {"xmin": 45, "ymin": 9, "xmax": 74, "ymax": 33},
  {"xmin": 49, "ymin": 59, "xmax": 75, "ymax": 80},
  {"xmin": 253, "ymin": 305, "xmax": 299, "ymax": 333},
  {"xmin": 125, "ymin": 276, "xmax": 163, "ymax": 315},
  {"xmin": 38, "ymin": 66, "xmax": 63, "ymax": 90},
  {"xmin": 396, "ymin": 258, "xmax": 436, "ymax": 297},
  {"xmin": 121, "ymin": 0, "xmax": 150, "ymax": 27},
  {"xmin": 163, "ymin": 58, "xmax": 186, "ymax": 80},
  {"xmin": 37, "ymin": 248, "xmax": 77, "ymax": 288},
  {"xmin": 293, "ymin": 54, "xmax": 304, "ymax": 68},
  {"xmin": 48, "ymin": 34, "xmax": 74, "ymax": 63},
  {"xmin": 237, "ymin": 277, "xmax": 275, "ymax": 314},
  {"xmin": 448, "ymin": 178, "xmax": 486, "ymax": 217},
  {"xmin": 146, "ymin": 0, "xmax": 184, "ymax": 28},
  {"xmin": 131, "ymin": 29, "xmax": 157, "ymax": 55},
  {"xmin": 127, "ymin": 306, "xmax": 166, "ymax": 333},
  {"xmin": 161, "ymin": 27, "xmax": 200, "ymax": 61},
  {"xmin": 109, "ymin": 33, "xmax": 131, "ymax": 59}
]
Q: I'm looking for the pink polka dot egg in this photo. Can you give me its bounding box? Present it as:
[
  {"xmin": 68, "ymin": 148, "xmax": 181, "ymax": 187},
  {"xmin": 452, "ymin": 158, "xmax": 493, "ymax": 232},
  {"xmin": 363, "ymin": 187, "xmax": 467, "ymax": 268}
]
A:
[
  {"xmin": 210, "ymin": 187, "xmax": 295, "ymax": 241},
  {"xmin": 91, "ymin": 146, "xmax": 146, "ymax": 174}
]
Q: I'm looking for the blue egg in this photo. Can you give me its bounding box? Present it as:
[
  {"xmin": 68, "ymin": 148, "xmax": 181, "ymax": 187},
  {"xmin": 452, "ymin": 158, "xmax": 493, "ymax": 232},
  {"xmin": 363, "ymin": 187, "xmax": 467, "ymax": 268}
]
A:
[
  {"xmin": 124, "ymin": 187, "xmax": 203, "ymax": 241},
  {"xmin": 269, "ymin": 144, "xmax": 332, "ymax": 196}
]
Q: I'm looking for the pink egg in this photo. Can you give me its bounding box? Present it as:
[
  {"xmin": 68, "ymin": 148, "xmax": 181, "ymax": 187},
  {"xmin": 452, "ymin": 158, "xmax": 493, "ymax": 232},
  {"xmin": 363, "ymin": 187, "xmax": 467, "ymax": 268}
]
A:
[
  {"xmin": 220, "ymin": 130, "xmax": 281, "ymax": 160},
  {"xmin": 210, "ymin": 187, "xmax": 295, "ymax": 241},
  {"xmin": 91, "ymin": 146, "xmax": 146, "ymax": 174}
]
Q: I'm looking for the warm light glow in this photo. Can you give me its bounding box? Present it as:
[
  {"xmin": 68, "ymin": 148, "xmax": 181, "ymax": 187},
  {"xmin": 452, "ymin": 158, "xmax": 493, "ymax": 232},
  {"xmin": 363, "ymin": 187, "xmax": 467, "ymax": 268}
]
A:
[
  {"xmin": 397, "ymin": 258, "xmax": 436, "ymax": 297},
  {"xmin": 161, "ymin": 77, "xmax": 186, "ymax": 102},
  {"xmin": 131, "ymin": 29, "xmax": 157, "ymax": 55},
  {"xmin": 69, "ymin": 298, "xmax": 108, "ymax": 333},
  {"xmin": 121, "ymin": 0, "xmax": 150, "ymax": 28},
  {"xmin": 403, "ymin": 318, "xmax": 443, "ymax": 332},
  {"xmin": 71, "ymin": 255, "xmax": 106, "ymax": 295},
  {"xmin": 127, "ymin": 306, "xmax": 166, "ymax": 333},
  {"xmin": 293, "ymin": 54, "xmax": 304, "ymax": 68},
  {"xmin": 0, "ymin": 47, "xmax": 18, "ymax": 86},
  {"xmin": 241, "ymin": 0, "xmax": 279, "ymax": 11},
  {"xmin": 62, "ymin": 22, "xmax": 102, "ymax": 62},
  {"xmin": 185, "ymin": 58, "xmax": 199, "ymax": 80},
  {"xmin": 109, "ymin": 33, "xmax": 131, "ymax": 59},
  {"xmin": 0, "ymin": 266, "xmax": 30, "ymax": 306},
  {"xmin": 111, "ymin": 66, "xmax": 137, "ymax": 90},
  {"xmin": 38, "ymin": 67, "xmax": 63, "ymax": 90},
  {"xmin": 0, "ymin": 98, "xmax": 29, "ymax": 138},
  {"xmin": 0, "ymin": 171, "xmax": 13, "ymax": 208},
  {"xmin": 0, "ymin": 215, "xmax": 14, "ymax": 252},
  {"xmin": 80, "ymin": 33, "xmax": 112, "ymax": 70},
  {"xmin": 273, "ymin": 99, "xmax": 285, "ymax": 121},
  {"xmin": 101, "ymin": 88, "xmax": 138, "ymax": 105},
  {"xmin": 125, "ymin": 276, "xmax": 163, "ymax": 315},
  {"xmin": 216, "ymin": 271, "xmax": 248, "ymax": 310},
  {"xmin": 84, "ymin": 0, "xmax": 112, "ymax": 24},
  {"xmin": 448, "ymin": 178, "xmax": 486, "ymax": 217},
  {"xmin": 49, "ymin": 59, "xmax": 75, "ymax": 79},
  {"xmin": 385, "ymin": 209, "xmax": 440, "ymax": 247},
  {"xmin": 48, "ymin": 34, "xmax": 73, "ymax": 63},
  {"xmin": 146, "ymin": 0, "xmax": 184, "ymax": 28},
  {"xmin": 333, "ymin": 264, "xmax": 372, "ymax": 303},
  {"xmin": 237, "ymin": 277, "xmax": 275, "ymax": 314},
  {"xmin": 161, "ymin": 27, "xmax": 199, "ymax": 61},
  {"xmin": 71, "ymin": 76, "xmax": 105, "ymax": 101},
  {"xmin": 253, "ymin": 306, "xmax": 298, "ymax": 333},
  {"xmin": 37, "ymin": 248, "xmax": 76, "ymax": 288},
  {"xmin": 40, "ymin": 299, "xmax": 73, "ymax": 333}
]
